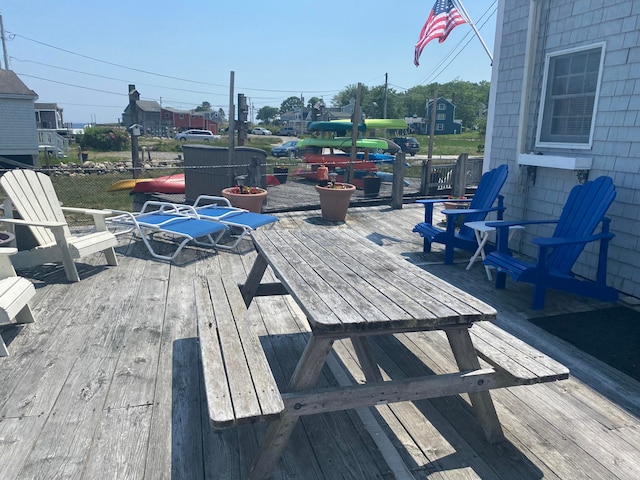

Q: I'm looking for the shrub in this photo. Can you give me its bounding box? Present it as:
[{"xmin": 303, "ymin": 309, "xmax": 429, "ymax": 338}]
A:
[{"xmin": 79, "ymin": 127, "xmax": 130, "ymax": 151}]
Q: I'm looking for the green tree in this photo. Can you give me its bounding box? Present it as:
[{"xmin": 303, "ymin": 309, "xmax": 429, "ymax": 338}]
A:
[
  {"xmin": 307, "ymin": 97, "xmax": 322, "ymax": 109},
  {"xmin": 195, "ymin": 101, "xmax": 211, "ymax": 112},
  {"xmin": 280, "ymin": 96, "xmax": 304, "ymax": 114},
  {"xmin": 257, "ymin": 106, "xmax": 279, "ymax": 124}
]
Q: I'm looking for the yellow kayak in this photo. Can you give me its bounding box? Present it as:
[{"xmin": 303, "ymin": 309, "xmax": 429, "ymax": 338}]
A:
[{"xmin": 107, "ymin": 178, "xmax": 154, "ymax": 192}]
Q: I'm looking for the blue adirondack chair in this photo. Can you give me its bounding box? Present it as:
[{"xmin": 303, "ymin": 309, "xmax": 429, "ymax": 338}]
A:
[
  {"xmin": 413, "ymin": 164, "xmax": 508, "ymax": 264},
  {"xmin": 484, "ymin": 176, "xmax": 618, "ymax": 310}
]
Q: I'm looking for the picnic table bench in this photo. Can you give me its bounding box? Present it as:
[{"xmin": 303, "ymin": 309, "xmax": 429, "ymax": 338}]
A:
[{"xmin": 197, "ymin": 229, "xmax": 569, "ymax": 480}]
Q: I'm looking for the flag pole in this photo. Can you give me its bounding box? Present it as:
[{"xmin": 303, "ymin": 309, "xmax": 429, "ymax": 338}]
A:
[{"xmin": 452, "ymin": 0, "xmax": 493, "ymax": 64}]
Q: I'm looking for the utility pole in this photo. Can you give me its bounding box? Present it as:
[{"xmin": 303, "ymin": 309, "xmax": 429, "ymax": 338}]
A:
[{"xmin": 0, "ymin": 15, "xmax": 9, "ymax": 69}]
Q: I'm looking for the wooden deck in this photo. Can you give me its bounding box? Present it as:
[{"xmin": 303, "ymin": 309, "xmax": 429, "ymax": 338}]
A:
[{"xmin": 1, "ymin": 203, "xmax": 640, "ymax": 479}]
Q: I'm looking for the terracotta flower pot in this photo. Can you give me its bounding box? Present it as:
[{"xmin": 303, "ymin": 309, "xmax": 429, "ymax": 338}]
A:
[
  {"xmin": 221, "ymin": 187, "xmax": 268, "ymax": 213},
  {"xmin": 315, "ymin": 183, "xmax": 356, "ymax": 222}
]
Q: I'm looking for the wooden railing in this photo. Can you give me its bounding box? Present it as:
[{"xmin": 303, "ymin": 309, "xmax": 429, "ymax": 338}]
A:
[{"xmin": 38, "ymin": 129, "xmax": 70, "ymax": 157}]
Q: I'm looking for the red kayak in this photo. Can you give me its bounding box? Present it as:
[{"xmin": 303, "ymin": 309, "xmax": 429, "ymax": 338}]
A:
[{"xmin": 131, "ymin": 173, "xmax": 185, "ymax": 194}]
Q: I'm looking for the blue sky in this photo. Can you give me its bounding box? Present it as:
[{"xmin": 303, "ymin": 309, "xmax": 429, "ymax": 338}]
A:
[{"xmin": 1, "ymin": 0, "xmax": 497, "ymax": 124}]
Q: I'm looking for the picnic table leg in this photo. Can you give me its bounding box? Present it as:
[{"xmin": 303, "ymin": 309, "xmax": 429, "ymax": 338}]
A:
[
  {"xmin": 248, "ymin": 335, "xmax": 335, "ymax": 480},
  {"xmin": 351, "ymin": 337, "xmax": 383, "ymax": 382},
  {"xmin": 445, "ymin": 326, "xmax": 505, "ymax": 443},
  {"xmin": 241, "ymin": 252, "xmax": 269, "ymax": 307}
]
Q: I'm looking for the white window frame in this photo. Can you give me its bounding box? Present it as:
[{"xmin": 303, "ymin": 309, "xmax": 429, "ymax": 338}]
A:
[
  {"xmin": 535, "ymin": 42, "xmax": 605, "ymax": 150},
  {"xmin": 436, "ymin": 113, "xmax": 446, "ymax": 120},
  {"xmin": 437, "ymin": 103, "xmax": 446, "ymax": 110},
  {"xmin": 436, "ymin": 123, "xmax": 445, "ymax": 131}
]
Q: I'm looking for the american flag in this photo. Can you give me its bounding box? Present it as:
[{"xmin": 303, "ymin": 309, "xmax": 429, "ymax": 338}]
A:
[{"xmin": 414, "ymin": 0, "xmax": 467, "ymax": 66}]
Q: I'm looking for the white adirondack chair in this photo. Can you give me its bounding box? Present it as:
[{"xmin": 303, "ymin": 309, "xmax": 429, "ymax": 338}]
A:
[
  {"xmin": 0, "ymin": 247, "xmax": 36, "ymax": 356},
  {"xmin": 0, "ymin": 169, "xmax": 118, "ymax": 282}
]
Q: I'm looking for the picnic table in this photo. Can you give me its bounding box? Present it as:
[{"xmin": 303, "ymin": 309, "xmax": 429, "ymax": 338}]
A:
[{"xmin": 198, "ymin": 228, "xmax": 569, "ymax": 480}]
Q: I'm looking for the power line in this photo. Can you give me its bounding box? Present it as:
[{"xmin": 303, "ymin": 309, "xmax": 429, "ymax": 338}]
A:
[{"xmin": 9, "ymin": 32, "xmax": 340, "ymax": 96}]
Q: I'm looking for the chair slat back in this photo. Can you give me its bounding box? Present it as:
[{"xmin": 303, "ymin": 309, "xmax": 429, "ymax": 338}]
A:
[
  {"xmin": 458, "ymin": 164, "xmax": 508, "ymax": 238},
  {"xmin": 549, "ymin": 176, "xmax": 616, "ymax": 274},
  {"xmin": 1, "ymin": 170, "xmax": 71, "ymax": 247}
]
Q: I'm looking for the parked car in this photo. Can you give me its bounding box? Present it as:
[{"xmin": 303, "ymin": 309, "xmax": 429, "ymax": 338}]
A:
[
  {"xmin": 174, "ymin": 129, "xmax": 221, "ymax": 142},
  {"xmin": 392, "ymin": 136, "xmax": 420, "ymax": 156},
  {"xmin": 251, "ymin": 127, "xmax": 272, "ymax": 135},
  {"xmin": 271, "ymin": 140, "xmax": 299, "ymax": 158},
  {"xmin": 276, "ymin": 127, "xmax": 298, "ymax": 136}
]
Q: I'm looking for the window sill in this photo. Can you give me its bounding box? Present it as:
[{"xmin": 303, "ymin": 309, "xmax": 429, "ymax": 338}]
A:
[{"xmin": 517, "ymin": 154, "xmax": 592, "ymax": 170}]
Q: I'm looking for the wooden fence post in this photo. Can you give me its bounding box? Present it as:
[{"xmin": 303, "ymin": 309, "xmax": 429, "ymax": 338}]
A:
[
  {"xmin": 391, "ymin": 151, "xmax": 405, "ymax": 209},
  {"xmin": 452, "ymin": 153, "xmax": 468, "ymax": 198}
]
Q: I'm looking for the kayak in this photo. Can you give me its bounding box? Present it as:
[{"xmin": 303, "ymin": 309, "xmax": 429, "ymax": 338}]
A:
[
  {"xmin": 296, "ymin": 137, "xmax": 388, "ymax": 150},
  {"xmin": 131, "ymin": 173, "xmax": 185, "ymax": 194},
  {"xmin": 108, "ymin": 178, "xmax": 151, "ymax": 192},
  {"xmin": 108, "ymin": 174, "xmax": 186, "ymax": 194},
  {"xmin": 307, "ymin": 118, "xmax": 408, "ymax": 133}
]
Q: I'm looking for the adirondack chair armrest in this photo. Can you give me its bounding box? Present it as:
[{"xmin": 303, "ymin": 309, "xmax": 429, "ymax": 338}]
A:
[
  {"xmin": 532, "ymin": 231, "xmax": 615, "ymax": 248},
  {"xmin": 0, "ymin": 217, "xmax": 66, "ymax": 228},
  {"xmin": 0, "ymin": 247, "xmax": 19, "ymax": 278}
]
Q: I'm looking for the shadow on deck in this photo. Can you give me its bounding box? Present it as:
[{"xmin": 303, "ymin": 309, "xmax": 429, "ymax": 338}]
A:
[{"xmin": 1, "ymin": 203, "xmax": 639, "ymax": 479}]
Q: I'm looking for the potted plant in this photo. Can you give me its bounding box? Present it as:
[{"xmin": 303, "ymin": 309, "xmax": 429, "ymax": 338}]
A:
[
  {"xmin": 443, "ymin": 195, "xmax": 469, "ymax": 210},
  {"xmin": 315, "ymin": 176, "xmax": 356, "ymax": 222},
  {"xmin": 221, "ymin": 178, "xmax": 268, "ymax": 213}
]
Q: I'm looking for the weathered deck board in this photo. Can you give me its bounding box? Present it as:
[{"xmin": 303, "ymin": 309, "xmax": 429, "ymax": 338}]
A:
[{"xmin": 1, "ymin": 203, "xmax": 639, "ymax": 479}]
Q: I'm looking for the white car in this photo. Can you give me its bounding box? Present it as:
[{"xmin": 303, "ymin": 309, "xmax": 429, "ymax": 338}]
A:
[
  {"xmin": 174, "ymin": 129, "xmax": 221, "ymax": 142},
  {"xmin": 251, "ymin": 127, "xmax": 272, "ymax": 135}
]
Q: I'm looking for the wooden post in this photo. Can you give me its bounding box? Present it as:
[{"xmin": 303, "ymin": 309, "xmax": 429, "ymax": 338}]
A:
[
  {"xmin": 347, "ymin": 83, "xmax": 362, "ymax": 184},
  {"xmin": 452, "ymin": 153, "xmax": 468, "ymax": 198},
  {"xmin": 391, "ymin": 151, "xmax": 405, "ymax": 209},
  {"xmin": 128, "ymin": 84, "xmax": 140, "ymax": 179},
  {"xmin": 247, "ymin": 156, "xmax": 261, "ymax": 188}
]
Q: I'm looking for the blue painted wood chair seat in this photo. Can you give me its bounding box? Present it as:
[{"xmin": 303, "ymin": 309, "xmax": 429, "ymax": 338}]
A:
[
  {"xmin": 484, "ymin": 176, "xmax": 618, "ymax": 310},
  {"xmin": 413, "ymin": 164, "xmax": 508, "ymax": 264}
]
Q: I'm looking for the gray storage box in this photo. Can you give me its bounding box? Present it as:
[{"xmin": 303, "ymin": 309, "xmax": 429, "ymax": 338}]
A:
[{"xmin": 183, "ymin": 145, "xmax": 267, "ymax": 203}]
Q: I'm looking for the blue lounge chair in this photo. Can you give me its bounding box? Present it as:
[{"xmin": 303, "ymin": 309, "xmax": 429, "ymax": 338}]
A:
[
  {"xmin": 413, "ymin": 164, "xmax": 508, "ymax": 264},
  {"xmin": 484, "ymin": 176, "xmax": 618, "ymax": 310},
  {"xmin": 191, "ymin": 195, "xmax": 278, "ymax": 250},
  {"xmin": 106, "ymin": 202, "xmax": 227, "ymax": 261}
]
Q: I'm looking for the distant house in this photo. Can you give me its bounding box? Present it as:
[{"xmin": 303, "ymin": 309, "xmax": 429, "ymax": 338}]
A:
[
  {"xmin": 485, "ymin": 0, "xmax": 640, "ymax": 299},
  {"xmin": 280, "ymin": 108, "xmax": 311, "ymax": 134},
  {"xmin": 35, "ymin": 103, "xmax": 66, "ymax": 130},
  {"xmin": 122, "ymin": 100, "xmax": 162, "ymax": 134},
  {"xmin": 162, "ymin": 108, "xmax": 220, "ymax": 134},
  {"xmin": 0, "ymin": 70, "xmax": 39, "ymax": 167},
  {"xmin": 423, "ymin": 97, "xmax": 462, "ymax": 135}
]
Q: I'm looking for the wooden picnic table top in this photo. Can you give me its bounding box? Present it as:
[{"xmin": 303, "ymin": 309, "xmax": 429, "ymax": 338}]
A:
[{"xmin": 249, "ymin": 228, "xmax": 497, "ymax": 336}]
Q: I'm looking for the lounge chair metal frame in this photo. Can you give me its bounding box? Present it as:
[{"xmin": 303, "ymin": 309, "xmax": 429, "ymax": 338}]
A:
[
  {"xmin": 191, "ymin": 195, "xmax": 278, "ymax": 251},
  {"xmin": 106, "ymin": 202, "xmax": 228, "ymax": 261}
]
